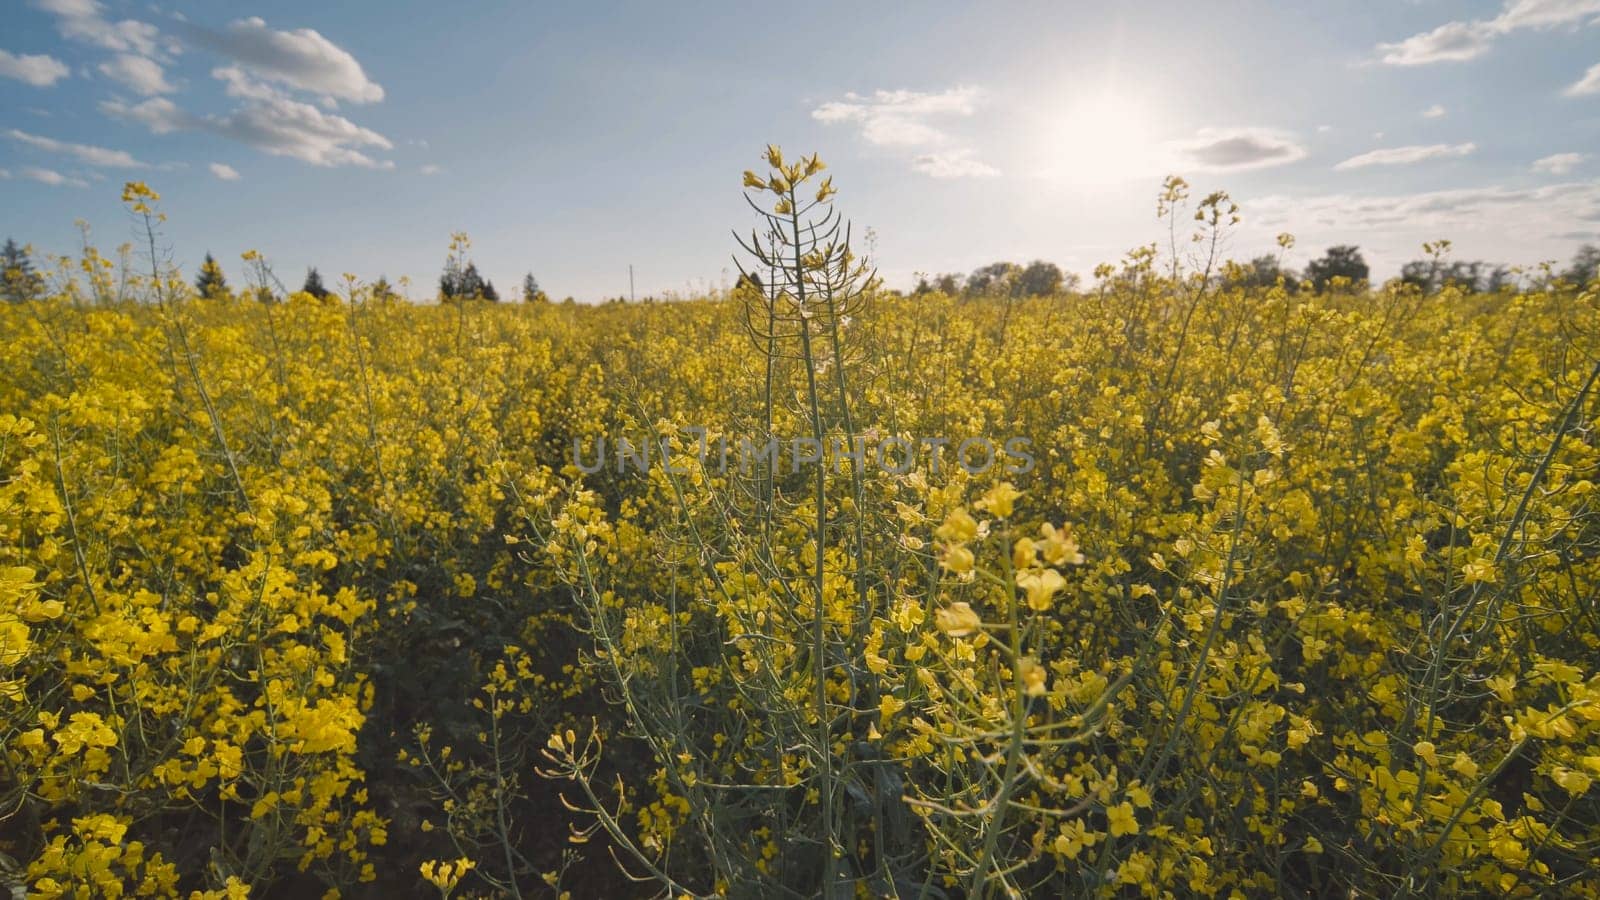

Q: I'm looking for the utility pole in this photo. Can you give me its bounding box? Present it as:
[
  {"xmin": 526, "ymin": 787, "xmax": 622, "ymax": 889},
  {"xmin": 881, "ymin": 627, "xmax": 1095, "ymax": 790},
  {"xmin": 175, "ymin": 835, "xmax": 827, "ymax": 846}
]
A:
[{"xmin": 629, "ymin": 264, "xmax": 635, "ymax": 302}]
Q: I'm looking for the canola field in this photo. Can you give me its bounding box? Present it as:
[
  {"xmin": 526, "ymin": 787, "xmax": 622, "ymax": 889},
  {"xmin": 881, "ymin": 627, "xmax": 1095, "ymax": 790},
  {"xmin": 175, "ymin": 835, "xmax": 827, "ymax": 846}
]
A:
[{"xmin": 2, "ymin": 163, "xmax": 1600, "ymax": 898}]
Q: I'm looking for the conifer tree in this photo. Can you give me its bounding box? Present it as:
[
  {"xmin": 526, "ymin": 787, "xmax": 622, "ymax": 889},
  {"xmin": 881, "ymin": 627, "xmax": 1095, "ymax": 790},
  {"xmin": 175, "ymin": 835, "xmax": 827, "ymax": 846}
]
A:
[
  {"xmin": 195, "ymin": 252, "xmax": 229, "ymax": 299},
  {"xmin": 302, "ymin": 267, "xmax": 329, "ymax": 299}
]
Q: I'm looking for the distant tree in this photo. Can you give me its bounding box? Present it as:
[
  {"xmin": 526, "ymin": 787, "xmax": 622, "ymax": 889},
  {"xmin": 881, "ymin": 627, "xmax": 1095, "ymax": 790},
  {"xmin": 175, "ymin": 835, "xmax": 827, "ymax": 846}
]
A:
[
  {"xmin": 1304, "ymin": 245, "xmax": 1368, "ymax": 291},
  {"xmin": 2, "ymin": 238, "xmax": 44, "ymax": 303},
  {"xmin": 734, "ymin": 271, "xmax": 762, "ymax": 295},
  {"xmin": 439, "ymin": 266, "xmax": 459, "ymax": 301},
  {"xmin": 935, "ymin": 273, "xmax": 963, "ymax": 295},
  {"xmin": 301, "ymin": 267, "xmax": 329, "ymax": 299},
  {"xmin": 482, "ymin": 278, "xmax": 499, "ymax": 302},
  {"xmin": 460, "ymin": 263, "xmax": 486, "ymax": 299},
  {"xmin": 372, "ymin": 275, "xmax": 397, "ymax": 302},
  {"xmin": 522, "ymin": 272, "xmax": 545, "ymax": 302},
  {"xmin": 966, "ymin": 261, "xmax": 1022, "ymax": 296},
  {"xmin": 194, "ymin": 252, "xmax": 229, "ymax": 299},
  {"xmin": 1232, "ymin": 254, "xmax": 1300, "ymax": 290},
  {"xmin": 1399, "ymin": 260, "xmax": 1437, "ymax": 293},
  {"xmin": 1564, "ymin": 244, "xmax": 1600, "ymax": 286},
  {"xmin": 1401, "ymin": 258, "xmax": 1501, "ymax": 293},
  {"xmin": 1016, "ymin": 260, "xmax": 1065, "ymax": 297}
]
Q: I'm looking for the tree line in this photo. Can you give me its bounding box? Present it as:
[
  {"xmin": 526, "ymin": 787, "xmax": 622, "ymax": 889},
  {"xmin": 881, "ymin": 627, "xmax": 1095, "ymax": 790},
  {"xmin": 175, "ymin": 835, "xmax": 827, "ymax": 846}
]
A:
[{"xmin": 5, "ymin": 235, "xmax": 1600, "ymax": 305}]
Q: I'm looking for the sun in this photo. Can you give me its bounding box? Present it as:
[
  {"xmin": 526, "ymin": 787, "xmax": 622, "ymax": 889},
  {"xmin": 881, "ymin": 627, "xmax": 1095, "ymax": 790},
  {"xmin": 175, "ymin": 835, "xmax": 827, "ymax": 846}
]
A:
[{"xmin": 1033, "ymin": 85, "xmax": 1165, "ymax": 187}]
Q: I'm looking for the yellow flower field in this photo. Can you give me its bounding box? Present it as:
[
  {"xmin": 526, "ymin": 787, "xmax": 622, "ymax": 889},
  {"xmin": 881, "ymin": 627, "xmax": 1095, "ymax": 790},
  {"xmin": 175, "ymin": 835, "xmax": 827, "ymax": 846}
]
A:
[{"xmin": 2, "ymin": 161, "xmax": 1598, "ymax": 898}]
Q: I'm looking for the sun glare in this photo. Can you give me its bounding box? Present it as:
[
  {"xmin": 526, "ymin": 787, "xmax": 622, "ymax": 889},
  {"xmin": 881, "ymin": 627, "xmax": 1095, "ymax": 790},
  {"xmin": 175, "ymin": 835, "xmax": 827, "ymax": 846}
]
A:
[{"xmin": 1035, "ymin": 86, "xmax": 1164, "ymax": 186}]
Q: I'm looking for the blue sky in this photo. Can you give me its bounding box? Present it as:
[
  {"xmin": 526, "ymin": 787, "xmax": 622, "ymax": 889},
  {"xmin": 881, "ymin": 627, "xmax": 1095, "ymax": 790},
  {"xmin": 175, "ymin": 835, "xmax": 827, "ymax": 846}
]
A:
[{"xmin": 2, "ymin": 0, "xmax": 1598, "ymax": 300}]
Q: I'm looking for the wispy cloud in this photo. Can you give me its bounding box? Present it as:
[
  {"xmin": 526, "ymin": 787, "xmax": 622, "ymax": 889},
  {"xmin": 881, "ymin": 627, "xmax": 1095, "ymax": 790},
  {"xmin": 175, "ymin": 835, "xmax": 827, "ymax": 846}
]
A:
[
  {"xmin": 812, "ymin": 86, "xmax": 981, "ymax": 146},
  {"xmin": 186, "ymin": 16, "xmax": 384, "ymax": 104},
  {"xmin": 1171, "ymin": 127, "xmax": 1308, "ymax": 171},
  {"xmin": 102, "ymin": 93, "xmax": 394, "ymax": 168},
  {"xmin": 98, "ymin": 52, "xmax": 175, "ymax": 95},
  {"xmin": 1376, "ymin": 0, "xmax": 1600, "ymax": 65},
  {"xmin": 1533, "ymin": 152, "xmax": 1588, "ymax": 174},
  {"xmin": 5, "ymin": 128, "xmax": 146, "ymax": 167},
  {"xmin": 1251, "ymin": 180, "xmax": 1600, "ymax": 238},
  {"xmin": 209, "ymin": 162, "xmax": 241, "ymax": 180},
  {"xmin": 1334, "ymin": 142, "xmax": 1476, "ymax": 170},
  {"xmin": 21, "ymin": 166, "xmax": 89, "ymax": 187},
  {"xmin": 911, "ymin": 151, "xmax": 999, "ymax": 179},
  {"xmin": 0, "ymin": 49, "xmax": 71, "ymax": 86},
  {"xmin": 812, "ymin": 86, "xmax": 998, "ymax": 177},
  {"xmin": 1566, "ymin": 61, "xmax": 1600, "ymax": 95},
  {"xmin": 1422, "ymin": 103, "xmax": 1447, "ymax": 118},
  {"xmin": 419, "ymin": 163, "xmax": 442, "ymax": 175},
  {"xmin": 33, "ymin": 0, "xmax": 178, "ymax": 59}
]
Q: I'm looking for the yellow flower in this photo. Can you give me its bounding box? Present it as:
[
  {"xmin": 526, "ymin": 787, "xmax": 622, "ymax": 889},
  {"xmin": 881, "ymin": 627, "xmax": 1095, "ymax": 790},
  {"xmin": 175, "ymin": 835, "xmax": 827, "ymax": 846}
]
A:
[
  {"xmin": 1037, "ymin": 524, "xmax": 1086, "ymax": 566},
  {"xmin": 935, "ymin": 602, "xmax": 982, "ymax": 637},
  {"xmin": 1016, "ymin": 568, "xmax": 1066, "ymax": 612},
  {"xmin": 935, "ymin": 508, "xmax": 979, "ymax": 543},
  {"xmin": 941, "ymin": 544, "xmax": 974, "ymax": 574},
  {"xmin": 1106, "ymin": 802, "xmax": 1139, "ymax": 837},
  {"xmin": 1052, "ymin": 819, "xmax": 1098, "ymax": 859},
  {"xmin": 977, "ymin": 481, "xmax": 1022, "ymax": 519},
  {"xmin": 1018, "ymin": 657, "xmax": 1047, "ymax": 697},
  {"xmin": 1461, "ymin": 558, "xmax": 1497, "ymax": 585}
]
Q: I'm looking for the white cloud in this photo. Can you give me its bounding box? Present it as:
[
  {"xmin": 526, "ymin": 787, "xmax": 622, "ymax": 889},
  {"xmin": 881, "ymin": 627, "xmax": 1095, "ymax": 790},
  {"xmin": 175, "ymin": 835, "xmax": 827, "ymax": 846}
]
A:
[
  {"xmin": 419, "ymin": 163, "xmax": 442, "ymax": 175},
  {"xmin": 1377, "ymin": 21, "xmax": 1494, "ymax": 64},
  {"xmin": 5, "ymin": 128, "xmax": 145, "ymax": 167},
  {"xmin": 209, "ymin": 162, "xmax": 240, "ymax": 180},
  {"xmin": 1246, "ymin": 179, "xmax": 1600, "ymax": 272},
  {"xmin": 1422, "ymin": 103, "xmax": 1447, "ymax": 118},
  {"xmin": 0, "ymin": 49, "xmax": 71, "ymax": 86},
  {"xmin": 0, "ymin": 168, "xmax": 10, "ymax": 179},
  {"xmin": 1253, "ymin": 180, "xmax": 1600, "ymax": 233},
  {"xmin": 812, "ymin": 86, "xmax": 996, "ymax": 178},
  {"xmin": 1566, "ymin": 61, "xmax": 1600, "ymax": 95},
  {"xmin": 1533, "ymin": 152, "xmax": 1588, "ymax": 174},
  {"xmin": 1171, "ymin": 127, "xmax": 1308, "ymax": 171},
  {"xmin": 1334, "ymin": 142, "xmax": 1476, "ymax": 170},
  {"xmin": 1494, "ymin": 0, "xmax": 1600, "ymax": 30},
  {"xmin": 189, "ymin": 17, "xmax": 384, "ymax": 104},
  {"xmin": 98, "ymin": 53, "xmax": 173, "ymax": 95},
  {"xmin": 212, "ymin": 65, "xmax": 282, "ymax": 101},
  {"xmin": 1377, "ymin": 0, "xmax": 1600, "ymax": 65},
  {"xmin": 911, "ymin": 151, "xmax": 999, "ymax": 179},
  {"xmin": 21, "ymin": 166, "xmax": 88, "ymax": 187},
  {"xmin": 812, "ymin": 86, "xmax": 982, "ymax": 146},
  {"xmin": 33, "ymin": 0, "xmax": 175, "ymax": 58},
  {"xmin": 103, "ymin": 93, "xmax": 394, "ymax": 168},
  {"xmin": 98, "ymin": 96, "xmax": 185, "ymax": 133}
]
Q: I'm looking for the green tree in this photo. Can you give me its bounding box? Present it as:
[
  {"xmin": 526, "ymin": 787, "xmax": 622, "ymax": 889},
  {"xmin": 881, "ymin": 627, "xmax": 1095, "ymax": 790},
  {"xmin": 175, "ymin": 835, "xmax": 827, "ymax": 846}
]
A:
[
  {"xmin": 1305, "ymin": 245, "xmax": 1368, "ymax": 291},
  {"xmin": 1231, "ymin": 254, "xmax": 1299, "ymax": 290},
  {"xmin": 522, "ymin": 272, "xmax": 545, "ymax": 302},
  {"xmin": 2, "ymin": 238, "xmax": 44, "ymax": 303},
  {"xmin": 965, "ymin": 261, "xmax": 1022, "ymax": 296},
  {"xmin": 371, "ymin": 275, "xmax": 397, "ymax": 302},
  {"xmin": 194, "ymin": 252, "xmax": 229, "ymax": 299},
  {"xmin": 301, "ymin": 267, "xmax": 329, "ymax": 300},
  {"xmin": 1564, "ymin": 244, "xmax": 1599, "ymax": 286},
  {"xmin": 1016, "ymin": 260, "xmax": 1065, "ymax": 297}
]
